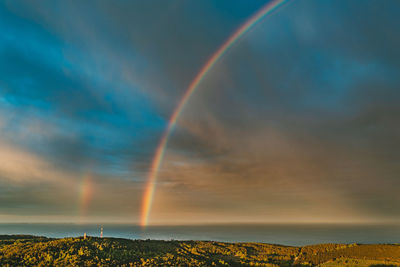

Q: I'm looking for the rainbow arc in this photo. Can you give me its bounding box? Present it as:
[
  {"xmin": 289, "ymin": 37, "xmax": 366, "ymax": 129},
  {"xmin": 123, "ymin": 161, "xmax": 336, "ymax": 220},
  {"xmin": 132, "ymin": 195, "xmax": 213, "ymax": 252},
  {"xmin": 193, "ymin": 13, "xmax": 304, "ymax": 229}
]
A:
[{"xmin": 140, "ymin": 0, "xmax": 289, "ymax": 227}]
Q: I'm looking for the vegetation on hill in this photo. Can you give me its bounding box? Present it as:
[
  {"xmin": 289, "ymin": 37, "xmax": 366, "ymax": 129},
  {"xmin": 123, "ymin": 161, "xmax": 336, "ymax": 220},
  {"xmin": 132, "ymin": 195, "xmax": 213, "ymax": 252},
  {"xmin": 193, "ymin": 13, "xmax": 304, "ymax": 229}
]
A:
[{"xmin": 0, "ymin": 235, "xmax": 399, "ymax": 266}]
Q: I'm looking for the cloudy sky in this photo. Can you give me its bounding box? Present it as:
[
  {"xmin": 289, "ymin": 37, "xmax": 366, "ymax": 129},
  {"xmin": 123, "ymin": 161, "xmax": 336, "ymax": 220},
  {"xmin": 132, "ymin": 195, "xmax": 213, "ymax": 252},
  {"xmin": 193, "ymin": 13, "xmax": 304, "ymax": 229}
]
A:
[{"xmin": 1, "ymin": 0, "xmax": 399, "ymax": 225}]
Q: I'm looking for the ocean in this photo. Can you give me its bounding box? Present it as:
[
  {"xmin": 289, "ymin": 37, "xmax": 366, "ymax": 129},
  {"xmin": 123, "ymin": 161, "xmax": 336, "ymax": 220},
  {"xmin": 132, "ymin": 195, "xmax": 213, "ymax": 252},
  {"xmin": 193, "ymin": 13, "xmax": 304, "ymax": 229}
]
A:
[{"xmin": 1, "ymin": 223, "xmax": 399, "ymax": 246}]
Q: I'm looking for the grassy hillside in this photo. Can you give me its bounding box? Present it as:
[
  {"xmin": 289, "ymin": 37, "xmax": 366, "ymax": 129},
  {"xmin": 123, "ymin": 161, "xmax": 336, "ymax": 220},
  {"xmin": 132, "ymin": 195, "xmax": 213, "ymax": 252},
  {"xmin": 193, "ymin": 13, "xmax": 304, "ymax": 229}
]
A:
[{"xmin": 0, "ymin": 235, "xmax": 399, "ymax": 266}]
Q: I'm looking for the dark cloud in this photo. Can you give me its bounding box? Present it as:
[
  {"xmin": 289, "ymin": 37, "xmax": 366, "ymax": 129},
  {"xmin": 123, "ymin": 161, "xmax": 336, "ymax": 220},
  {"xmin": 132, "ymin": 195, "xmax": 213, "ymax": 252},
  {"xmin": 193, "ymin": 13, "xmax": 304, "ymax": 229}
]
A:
[{"xmin": 154, "ymin": 0, "xmax": 400, "ymax": 223}]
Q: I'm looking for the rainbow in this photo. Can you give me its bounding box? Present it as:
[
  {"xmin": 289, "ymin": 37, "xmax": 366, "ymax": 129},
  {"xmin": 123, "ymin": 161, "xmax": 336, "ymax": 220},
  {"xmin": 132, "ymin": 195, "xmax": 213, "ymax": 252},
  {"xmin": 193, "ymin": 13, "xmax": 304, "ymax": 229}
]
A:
[
  {"xmin": 79, "ymin": 173, "xmax": 93, "ymax": 219},
  {"xmin": 140, "ymin": 0, "xmax": 288, "ymax": 227}
]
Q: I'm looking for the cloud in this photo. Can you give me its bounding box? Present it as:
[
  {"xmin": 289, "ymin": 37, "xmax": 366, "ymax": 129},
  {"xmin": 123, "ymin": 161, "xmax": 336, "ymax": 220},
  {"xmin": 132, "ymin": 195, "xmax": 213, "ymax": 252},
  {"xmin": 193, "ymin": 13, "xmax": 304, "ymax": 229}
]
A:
[
  {"xmin": 0, "ymin": 140, "xmax": 76, "ymax": 186},
  {"xmin": 147, "ymin": 0, "xmax": 400, "ymax": 223},
  {"xmin": 0, "ymin": 0, "xmax": 399, "ymax": 223}
]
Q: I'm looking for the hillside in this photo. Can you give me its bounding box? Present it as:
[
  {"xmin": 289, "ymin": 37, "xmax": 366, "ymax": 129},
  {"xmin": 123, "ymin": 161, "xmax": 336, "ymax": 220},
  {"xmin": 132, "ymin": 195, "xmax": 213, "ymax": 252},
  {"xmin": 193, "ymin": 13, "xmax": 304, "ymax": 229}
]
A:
[{"xmin": 0, "ymin": 235, "xmax": 399, "ymax": 266}]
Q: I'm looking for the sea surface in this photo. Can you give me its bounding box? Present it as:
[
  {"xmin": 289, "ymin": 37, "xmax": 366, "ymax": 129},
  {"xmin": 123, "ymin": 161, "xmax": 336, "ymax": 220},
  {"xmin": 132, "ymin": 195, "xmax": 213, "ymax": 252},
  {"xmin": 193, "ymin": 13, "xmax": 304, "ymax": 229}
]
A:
[{"xmin": 1, "ymin": 223, "xmax": 399, "ymax": 246}]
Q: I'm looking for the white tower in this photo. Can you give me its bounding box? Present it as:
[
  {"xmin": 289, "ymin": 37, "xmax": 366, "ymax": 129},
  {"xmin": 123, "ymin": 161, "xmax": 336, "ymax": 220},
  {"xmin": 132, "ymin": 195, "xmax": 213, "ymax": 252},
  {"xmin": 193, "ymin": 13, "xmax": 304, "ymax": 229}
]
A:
[{"xmin": 100, "ymin": 226, "xmax": 103, "ymax": 238}]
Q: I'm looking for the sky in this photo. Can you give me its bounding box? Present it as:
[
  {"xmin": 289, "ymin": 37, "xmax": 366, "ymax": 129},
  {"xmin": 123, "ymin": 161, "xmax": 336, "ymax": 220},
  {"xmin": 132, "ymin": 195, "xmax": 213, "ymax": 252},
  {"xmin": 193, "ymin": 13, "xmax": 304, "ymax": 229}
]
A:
[{"xmin": 0, "ymin": 0, "xmax": 400, "ymax": 225}]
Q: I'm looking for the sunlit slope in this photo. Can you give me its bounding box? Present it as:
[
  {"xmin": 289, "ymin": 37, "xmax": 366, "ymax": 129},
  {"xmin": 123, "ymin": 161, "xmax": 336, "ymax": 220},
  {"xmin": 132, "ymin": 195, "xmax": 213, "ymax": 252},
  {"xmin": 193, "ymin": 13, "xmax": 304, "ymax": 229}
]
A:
[{"xmin": 0, "ymin": 235, "xmax": 399, "ymax": 266}]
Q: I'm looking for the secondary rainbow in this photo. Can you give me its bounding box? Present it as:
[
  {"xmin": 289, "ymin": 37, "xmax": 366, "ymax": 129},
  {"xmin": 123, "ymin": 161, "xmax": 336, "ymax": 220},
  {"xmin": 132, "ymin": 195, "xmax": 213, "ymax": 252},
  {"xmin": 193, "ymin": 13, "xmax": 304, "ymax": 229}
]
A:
[
  {"xmin": 79, "ymin": 173, "xmax": 93, "ymax": 219},
  {"xmin": 140, "ymin": 0, "xmax": 288, "ymax": 227}
]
